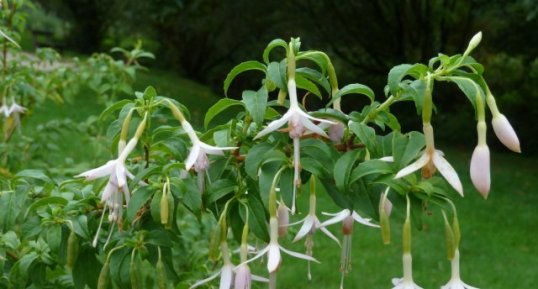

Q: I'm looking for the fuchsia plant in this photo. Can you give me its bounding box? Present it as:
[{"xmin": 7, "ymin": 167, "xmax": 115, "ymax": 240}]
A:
[{"xmin": 75, "ymin": 33, "xmax": 520, "ymax": 288}]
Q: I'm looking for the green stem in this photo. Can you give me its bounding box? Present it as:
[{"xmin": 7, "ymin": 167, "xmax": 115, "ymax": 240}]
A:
[{"xmin": 361, "ymin": 95, "xmax": 396, "ymax": 124}]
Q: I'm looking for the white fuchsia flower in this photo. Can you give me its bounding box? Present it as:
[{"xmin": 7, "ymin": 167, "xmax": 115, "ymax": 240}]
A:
[
  {"xmin": 320, "ymin": 209, "xmax": 379, "ymax": 229},
  {"xmin": 319, "ymin": 209, "xmax": 378, "ymax": 289},
  {"xmin": 8, "ymin": 102, "xmax": 27, "ymax": 115},
  {"xmin": 78, "ymin": 114, "xmax": 147, "ymax": 246},
  {"xmin": 181, "ymin": 120, "xmax": 237, "ymax": 171},
  {"xmin": 233, "ymin": 263, "xmax": 269, "ymax": 289},
  {"xmin": 254, "ymin": 78, "xmax": 335, "ymax": 213},
  {"xmin": 395, "ymin": 124, "xmax": 463, "ymax": 196},
  {"xmin": 0, "ymin": 104, "xmax": 9, "ymax": 117},
  {"xmin": 491, "ymin": 113, "xmax": 520, "ymax": 153},
  {"xmin": 391, "ymin": 253, "xmax": 423, "ymax": 289},
  {"xmin": 441, "ymin": 249, "xmax": 479, "ymax": 289},
  {"xmin": 245, "ymin": 217, "xmax": 318, "ymax": 273}
]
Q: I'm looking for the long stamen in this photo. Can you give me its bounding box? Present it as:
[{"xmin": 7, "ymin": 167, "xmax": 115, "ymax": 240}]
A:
[{"xmin": 92, "ymin": 205, "xmax": 108, "ymax": 247}]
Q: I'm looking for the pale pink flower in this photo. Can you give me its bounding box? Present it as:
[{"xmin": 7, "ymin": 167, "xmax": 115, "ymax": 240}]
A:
[
  {"xmin": 470, "ymin": 144, "xmax": 490, "ymax": 199},
  {"xmin": 277, "ymin": 201, "xmax": 290, "ymax": 237}
]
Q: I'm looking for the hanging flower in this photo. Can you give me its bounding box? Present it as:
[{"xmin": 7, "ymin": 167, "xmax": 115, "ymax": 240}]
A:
[
  {"xmin": 319, "ymin": 209, "xmax": 378, "ymax": 289},
  {"xmin": 441, "ymin": 249, "xmax": 479, "ymax": 289},
  {"xmin": 77, "ymin": 114, "xmax": 147, "ymax": 246},
  {"xmin": 254, "ymin": 79, "xmax": 334, "ymax": 213},
  {"xmin": 243, "ymin": 217, "xmax": 318, "ymax": 273},
  {"xmin": 181, "ymin": 120, "xmax": 236, "ymax": 171},
  {"xmin": 395, "ymin": 124, "xmax": 463, "ymax": 196}
]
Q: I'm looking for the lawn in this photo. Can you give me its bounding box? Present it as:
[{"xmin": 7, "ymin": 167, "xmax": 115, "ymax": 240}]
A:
[{"xmin": 19, "ymin": 69, "xmax": 537, "ymax": 288}]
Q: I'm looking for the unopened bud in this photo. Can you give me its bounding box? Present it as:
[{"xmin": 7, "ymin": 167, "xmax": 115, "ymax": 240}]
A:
[
  {"xmin": 160, "ymin": 192, "xmax": 169, "ymax": 226},
  {"xmin": 402, "ymin": 219, "xmax": 411, "ymax": 253},
  {"xmin": 470, "ymin": 144, "xmax": 490, "ymax": 199},
  {"xmin": 234, "ymin": 264, "xmax": 252, "ymax": 289},
  {"xmin": 492, "ymin": 114, "xmax": 521, "ymax": 153},
  {"xmin": 379, "ymin": 190, "xmax": 392, "ymax": 244},
  {"xmin": 465, "ymin": 31, "xmax": 482, "ymax": 55},
  {"xmin": 277, "ymin": 202, "xmax": 289, "ymax": 237},
  {"xmin": 342, "ymin": 215, "xmax": 354, "ymax": 235}
]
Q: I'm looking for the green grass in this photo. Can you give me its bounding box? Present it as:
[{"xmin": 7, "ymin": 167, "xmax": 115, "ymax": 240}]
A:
[{"xmin": 18, "ymin": 69, "xmax": 537, "ymax": 288}]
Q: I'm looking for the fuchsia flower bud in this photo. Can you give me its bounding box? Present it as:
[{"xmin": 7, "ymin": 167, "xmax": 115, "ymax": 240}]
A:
[
  {"xmin": 470, "ymin": 144, "xmax": 490, "ymax": 199},
  {"xmin": 492, "ymin": 114, "xmax": 521, "ymax": 153}
]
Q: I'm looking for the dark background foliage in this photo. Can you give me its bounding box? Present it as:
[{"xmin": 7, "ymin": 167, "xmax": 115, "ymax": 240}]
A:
[{"xmin": 35, "ymin": 0, "xmax": 538, "ymax": 153}]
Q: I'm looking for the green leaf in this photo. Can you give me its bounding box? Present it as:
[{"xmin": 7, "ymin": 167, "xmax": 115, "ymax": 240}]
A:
[
  {"xmin": 334, "ymin": 150, "xmax": 360, "ymax": 192},
  {"xmin": 15, "ymin": 169, "xmax": 52, "ymax": 183},
  {"xmin": 447, "ymin": 76, "xmax": 485, "ymax": 110},
  {"xmin": 0, "ymin": 28, "xmax": 20, "ymax": 48},
  {"xmin": 143, "ymin": 86, "xmax": 157, "ymax": 101},
  {"xmin": 247, "ymin": 193, "xmax": 269, "ymax": 242},
  {"xmin": 206, "ymin": 179, "xmax": 237, "ymax": 203},
  {"xmin": 350, "ymin": 160, "xmax": 393, "ymax": 184},
  {"xmin": 388, "ymin": 64, "xmax": 429, "ymax": 97},
  {"xmin": 392, "ymin": 131, "xmax": 425, "ymax": 169},
  {"xmin": 245, "ymin": 143, "xmax": 287, "ymax": 179},
  {"xmin": 126, "ymin": 186, "xmax": 154, "ymax": 223},
  {"xmin": 99, "ymin": 99, "xmax": 132, "ymax": 121},
  {"xmin": 204, "ymin": 98, "xmax": 244, "ymax": 128},
  {"xmin": 349, "ymin": 122, "xmax": 377, "ymax": 154},
  {"xmin": 242, "ymin": 88, "xmax": 268, "ymax": 125},
  {"xmin": 263, "ymin": 39, "xmax": 288, "ymax": 64},
  {"xmin": 296, "ymin": 68, "xmax": 331, "ymax": 94},
  {"xmin": 266, "ymin": 61, "xmax": 287, "ymax": 90},
  {"xmin": 329, "ymin": 83, "xmax": 375, "ymax": 106},
  {"xmin": 223, "ymin": 61, "xmax": 266, "ymax": 96},
  {"xmin": 295, "ymin": 74, "xmax": 322, "ymax": 99},
  {"xmin": 24, "ymin": 196, "xmax": 67, "ymax": 218}
]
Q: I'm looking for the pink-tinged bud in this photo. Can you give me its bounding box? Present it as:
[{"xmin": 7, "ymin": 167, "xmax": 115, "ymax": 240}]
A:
[
  {"xmin": 470, "ymin": 144, "xmax": 490, "ymax": 199},
  {"xmin": 384, "ymin": 198, "xmax": 393, "ymax": 217},
  {"xmin": 492, "ymin": 114, "xmax": 521, "ymax": 153},
  {"xmin": 342, "ymin": 215, "xmax": 354, "ymax": 235},
  {"xmin": 328, "ymin": 122, "xmax": 345, "ymax": 144},
  {"xmin": 234, "ymin": 264, "xmax": 252, "ymax": 289},
  {"xmin": 277, "ymin": 202, "xmax": 289, "ymax": 237}
]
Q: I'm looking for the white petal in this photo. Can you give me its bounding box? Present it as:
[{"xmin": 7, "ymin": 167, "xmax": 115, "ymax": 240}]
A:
[
  {"xmin": 117, "ymin": 136, "xmax": 139, "ymax": 161},
  {"xmin": 379, "ymin": 156, "xmax": 394, "ymax": 162},
  {"xmin": 250, "ymin": 274, "xmax": 269, "ymax": 283},
  {"xmin": 319, "ymin": 209, "xmax": 351, "ymax": 227},
  {"xmin": 189, "ymin": 270, "xmax": 221, "ymax": 289},
  {"xmin": 352, "ymin": 211, "xmax": 379, "ymax": 228},
  {"xmin": 219, "ymin": 265, "xmax": 234, "ymax": 289},
  {"xmin": 238, "ymin": 247, "xmax": 269, "ymax": 268},
  {"xmin": 279, "ymin": 245, "xmax": 319, "ymax": 263},
  {"xmin": 394, "ymin": 153, "xmax": 429, "ymax": 179},
  {"xmin": 432, "ymin": 151, "xmax": 463, "ymax": 196},
  {"xmin": 302, "ymin": 110, "xmax": 336, "ymax": 125},
  {"xmin": 115, "ymin": 164, "xmax": 127, "ymax": 188},
  {"xmin": 292, "ymin": 216, "xmax": 315, "ymax": 242},
  {"xmin": 319, "ymin": 225, "xmax": 341, "ymax": 246},
  {"xmin": 254, "ymin": 111, "xmax": 292, "ymax": 139},
  {"xmin": 200, "ymin": 142, "xmax": 237, "ymax": 155},
  {"xmin": 392, "ymin": 278, "xmax": 403, "ymax": 286},
  {"xmin": 101, "ymin": 182, "xmax": 116, "ymax": 202},
  {"xmin": 299, "ymin": 113, "xmax": 330, "ymax": 138},
  {"xmin": 77, "ymin": 161, "xmax": 116, "ymax": 180},
  {"xmin": 267, "ymin": 244, "xmax": 281, "ymax": 273},
  {"xmin": 182, "ymin": 120, "xmax": 201, "ymax": 144},
  {"xmin": 185, "ymin": 144, "xmax": 201, "ymax": 171}
]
